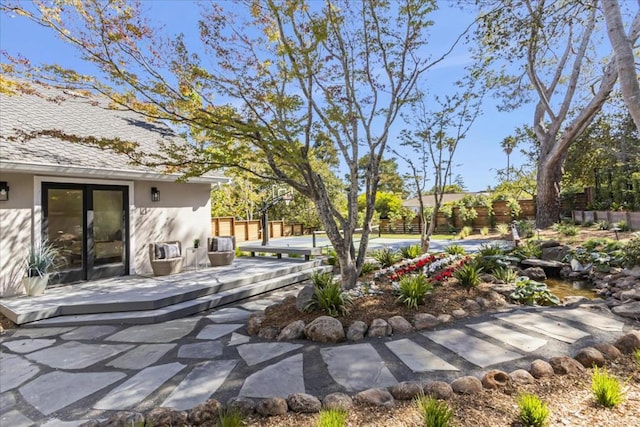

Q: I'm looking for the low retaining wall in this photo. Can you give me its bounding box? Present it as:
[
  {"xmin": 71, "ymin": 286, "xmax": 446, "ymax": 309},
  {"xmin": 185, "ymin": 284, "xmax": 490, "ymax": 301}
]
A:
[{"xmin": 572, "ymin": 210, "xmax": 640, "ymax": 230}]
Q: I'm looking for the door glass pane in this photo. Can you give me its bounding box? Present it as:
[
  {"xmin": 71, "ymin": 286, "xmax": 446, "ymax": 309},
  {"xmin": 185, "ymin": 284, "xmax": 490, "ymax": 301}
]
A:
[
  {"xmin": 93, "ymin": 190, "xmax": 124, "ymax": 265},
  {"xmin": 47, "ymin": 189, "xmax": 83, "ymax": 271}
]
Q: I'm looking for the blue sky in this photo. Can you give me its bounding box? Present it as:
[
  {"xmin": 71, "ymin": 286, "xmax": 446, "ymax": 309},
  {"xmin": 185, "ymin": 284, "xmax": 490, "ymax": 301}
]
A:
[{"xmin": 0, "ymin": 1, "xmax": 534, "ymax": 192}]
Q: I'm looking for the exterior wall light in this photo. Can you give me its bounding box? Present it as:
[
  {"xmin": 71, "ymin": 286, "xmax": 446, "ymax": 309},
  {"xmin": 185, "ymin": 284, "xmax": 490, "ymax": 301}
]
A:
[
  {"xmin": 0, "ymin": 182, "xmax": 9, "ymax": 201},
  {"xmin": 151, "ymin": 187, "xmax": 160, "ymax": 202}
]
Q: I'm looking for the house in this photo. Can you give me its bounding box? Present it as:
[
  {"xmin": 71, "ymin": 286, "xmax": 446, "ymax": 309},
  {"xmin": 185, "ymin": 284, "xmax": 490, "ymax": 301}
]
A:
[
  {"xmin": 402, "ymin": 193, "xmax": 480, "ymax": 213},
  {"xmin": 0, "ymin": 82, "xmax": 229, "ymax": 297}
]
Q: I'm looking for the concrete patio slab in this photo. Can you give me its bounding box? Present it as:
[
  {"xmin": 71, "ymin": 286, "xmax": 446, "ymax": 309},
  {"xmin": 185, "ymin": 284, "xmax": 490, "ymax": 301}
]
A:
[
  {"xmin": 239, "ymin": 354, "xmax": 305, "ymax": 398},
  {"xmin": 321, "ymin": 344, "xmax": 398, "ymax": 392},
  {"xmin": 540, "ymin": 308, "xmax": 625, "ymax": 332},
  {"xmin": 228, "ymin": 333, "xmax": 250, "ymax": 346},
  {"xmin": 424, "ymin": 329, "xmax": 523, "ymax": 368},
  {"xmin": 11, "ymin": 327, "xmax": 74, "ymax": 338},
  {"xmin": 105, "ymin": 318, "xmax": 201, "ymax": 343},
  {"xmin": 236, "ymin": 342, "xmax": 303, "ymax": 366},
  {"xmin": 385, "ymin": 339, "xmax": 459, "ymax": 372},
  {"xmin": 107, "ymin": 344, "xmax": 176, "ymax": 370},
  {"xmin": 2, "ymin": 338, "xmax": 55, "ymax": 353},
  {"xmin": 161, "ymin": 360, "xmax": 238, "ymax": 410},
  {"xmin": 196, "ymin": 324, "xmax": 243, "ymax": 341},
  {"xmin": 177, "ymin": 341, "xmax": 224, "ymax": 359},
  {"xmin": 26, "ymin": 342, "xmax": 133, "ymax": 369},
  {"xmin": 0, "ymin": 354, "xmax": 40, "ymax": 393},
  {"xmin": 206, "ymin": 308, "xmax": 252, "ymax": 323},
  {"xmin": 466, "ymin": 322, "xmax": 547, "ymax": 352},
  {"xmin": 60, "ymin": 325, "xmax": 118, "ymax": 340},
  {"xmin": 494, "ymin": 310, "xmax": 590, "ymax": 343},
  {"xmin": 0, "ymin": 409, "xmax": 34, "ymax": 426},
  {"xmin": 0, "ymin": 392, "xmax": 16, "ymax": 413},
  {"xmin": 93, "ymin": 362, "xmax": 185, "ymax": 410},
  {"xmin": 20, "ymin": 371, "xmax": 125, "ymax": 415}
]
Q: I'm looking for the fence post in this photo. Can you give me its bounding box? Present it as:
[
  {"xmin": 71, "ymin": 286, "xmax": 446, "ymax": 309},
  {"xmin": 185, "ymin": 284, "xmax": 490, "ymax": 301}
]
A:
[{"xmin": 312, "ymin": 232, "xmax": 317, "ymax": 248}]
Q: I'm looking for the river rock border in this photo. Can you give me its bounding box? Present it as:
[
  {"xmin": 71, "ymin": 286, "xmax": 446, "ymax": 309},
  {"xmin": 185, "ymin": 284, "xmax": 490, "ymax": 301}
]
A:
[{"xmin": 79, "ymin": 330, "xmax": 640, "ymax": 425}]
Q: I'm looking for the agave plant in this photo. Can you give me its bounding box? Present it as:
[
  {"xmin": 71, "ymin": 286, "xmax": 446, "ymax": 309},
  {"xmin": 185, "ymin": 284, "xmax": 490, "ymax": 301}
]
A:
[{"xmin": 25, "ymin": 239, "xmax": 60, "ymax": 278}]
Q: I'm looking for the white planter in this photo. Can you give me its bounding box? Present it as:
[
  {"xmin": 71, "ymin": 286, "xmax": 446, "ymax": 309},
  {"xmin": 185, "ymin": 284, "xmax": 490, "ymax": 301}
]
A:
[{"xmin": 22, "ymin": 274, "xmax": 49, "ymax": 296}]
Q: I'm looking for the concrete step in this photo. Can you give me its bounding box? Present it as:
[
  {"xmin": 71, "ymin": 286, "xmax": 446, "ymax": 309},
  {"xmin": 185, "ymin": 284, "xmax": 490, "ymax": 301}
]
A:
[{"xmin": 25, "ymin": 266, "xmax": 330, "ymax": 326}]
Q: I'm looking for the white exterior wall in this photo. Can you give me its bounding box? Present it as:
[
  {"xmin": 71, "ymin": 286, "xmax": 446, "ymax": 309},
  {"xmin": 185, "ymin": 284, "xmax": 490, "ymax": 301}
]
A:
[{"xmin": 0, "ymin": 172, "xmax": 212, "ymax": 297}]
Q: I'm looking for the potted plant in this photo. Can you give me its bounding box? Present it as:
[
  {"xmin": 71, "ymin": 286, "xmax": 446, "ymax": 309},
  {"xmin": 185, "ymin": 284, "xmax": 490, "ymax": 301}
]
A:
[
  {"xmin": 23, "ymin": 240, "xmax": 59, "ymax": 296},
  {"xmin": 193, "ymin": 238, "xmax": 200, "ymax": 249}
]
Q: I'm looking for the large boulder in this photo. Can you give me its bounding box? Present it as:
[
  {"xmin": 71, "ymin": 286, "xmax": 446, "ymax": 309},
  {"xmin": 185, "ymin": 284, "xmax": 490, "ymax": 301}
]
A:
[
  {"xmin": 413, "ymin": 313, "xmax": 439, "ymax": 330},
  {"xmin": 481, "ymin": 370, "xmax": 512, "ymax": 390},
  {"xmin": 146, "ymin": 408, "xmax": 188, "ymax": 427},
  {"xmin": 346, "ymin": 321, "xmax": 368, "ymax": 342},
  {"xmin": 436, "ymin": 314, "xmax": 453, "ymax": 324},
  {"xmin": 619, "ymin": 288, "xmax": 640, "ymax": 301},
  {"xmin": 573, "ymin": 347, "xmax": 605, "ymax": 368},
  {"xmin": 257, "ymin": 326, "xmax": 280, "ymax": 340},
  {"xmin": 612, "ymin": 301, "xmax": 640, "ymax": 319},
  {"xmin": 99, "ymin": 412, "xmax": 145, "ymax": 427},
  {"xmin": 387, "ymin": 316, "xmax": 413, "ymax": 334},
  {"xmin": 367, "ymin": 319, "xmax": 392, "ymax": 338},
  {"xmin": 388, "ymin": 381, "xmax": 422, "ymax": 400},
  {"xmin": 509, "ymin": 369, "xmax": 535, "ymax": 385},
  {"xmin": 226, "ymin": 397, "xmax": 256, "ymax": 417},
  {"xmin": 188, "ymin": 399, "xmax": 221, "ymax": 426},
  {"xmin": 614, "ymin": 330, "xmax": 640, "ymax": 354},
  {"xmin": 247, "ymin": 313, "xmax": 266, "ymax": 336},
  {"xmin": 322, "ymin": 392, "xmax": 353, "ymax": 410},
  {"xmin": 355, "ymin": 388, "xmax": 394, "ymax": 407},
  {"xmin": 541, "ymin": 245, "xmax": 569, "ymax": 262},
  {"xmin": 424, "ymin": 381, "xmax": 453, "ymax": 400},
  {"xmin": 522, "ymin": 267, "xmax": 547, "ymax": 281},
  {"xmin": 296, "ymin": 285, "xmax": 315, "ymax": 312},
  {"xmin": 304, "ymin": 316, "xmax": 345, "ymax": 343},
  {"xmin": 549, "ymin": 356, "xmax": 585, "ymax": 375},
  {"xmin": 529, "ymin": 359, "xmax": 554, "ymax": 378},
  {"xmin": 451, "ymin": 309, "xmax": 467, "ymax": 319},
  {"xmin": 451, "ymin": 376, "xmax": 483, "ymax": 394},
  {"xmin": 277, "ymin": 320, "xmax": 306, "ymax": 341},
  {"xmin": 594, "ymin": 343, "xmax": 622, "ymax": 361},
  {"xmin": 287, "ymin": 393, "xmax": 321, "ymax": 413},
  {"xmin": 256, "ymin": 397, "xmax": 288, "ymax": 416}
]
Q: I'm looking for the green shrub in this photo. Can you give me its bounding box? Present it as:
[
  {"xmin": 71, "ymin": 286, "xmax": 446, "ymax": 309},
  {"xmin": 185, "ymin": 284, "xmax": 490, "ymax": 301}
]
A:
[
  {"xmin": 415, "ymin": 394, "xmax": 454, "ymax": 427},
  {"xmin": 304, "ymin": 281, "xmax": 352, "ymax": 316},
  {"xmin": 478, "ymin": 243, "xmax": 505, "ymax": 257},
  {"xmin": 458, "ymin": 225, "xmax": 473, "ymax": 238},
  {"xmin": 510, "ymin": 240, "xmax": 542, "ymax": 259},
  {"xmin": 509, "ymin": 277, "xmax": 560, "ymax": 306},
  {"xmin": 507, "ymin": 198, "xmax": 522, "ymax": 219},
  {"xmin": 359, "ymin": 261, "xmax": 377, "ymax": 277},
  {"xmin": 458, "ymin": 206, "xmax": 478, "ymax": 226},
  {"xmin": 396, "ymin": 274, "xmax": 433, "ymax": 309},
  {"xmin": 371, "ymin": 247, "xmax": 400, "ymax": 268},
  {"xmin": 582, "ymin": 220, "xmax": 594, "ymax": 227},
  {"xmin": 317, "ymin": 408, "xmax": 348, "ymax": 427},
  {"xmin": 517, "ymin": 393, "xmax": 549, "ymax": 427},
  {"xmin": 622, "ymin": 235, "xmax": 640, "ymax": 268},
  {"xmin": 480, "ymin": 226, "xmax": 489, "ymax": 236},
  {"xmin": 444, "ymin": 244, "xmax": 466, "ymax": 256},
  {"xmin": 400, "ymin": 244, "xmax": 422, "ymax": 260},
  {"xmin": 597, "ymin": 220, "xmax": 610, "ymax": 230},
  {"xmin": 634, "ymin": 349, "xmax": 640, "ymax": 366},
  {"xmin": 552, "ymin": 222, "xmax": 579, "ymax": 236},
  {"xmin": 516, "ymin": 219, "xmax": 535, "ymax": 238},
  {"xmin": 496, "ymin": 223, "xmax": 510, "ymax": 237},
  {"xmin": 311, "ymin": 270, "xmax": 337, "ymax": 289},
  {"xmin": 592, "ymin": 366, "xmax": 625, "ymax": 408},
  {"xmin": 614, "ymin": 220, "xmax": 630, "ymax": 232},
  {"xmin": 326, "ymin": 248, "xmax": 338, "ymax": 266},
  {"xmin": 218, "ymin": 407, "xmax": 243, "ymax": 427},
  {"xmin": 492, "ymin": 266, "xmax": 518, "ymax": 283},
  {"xmin": 453, "ymin": 262, "xmax": 482, "ymax": 291}
]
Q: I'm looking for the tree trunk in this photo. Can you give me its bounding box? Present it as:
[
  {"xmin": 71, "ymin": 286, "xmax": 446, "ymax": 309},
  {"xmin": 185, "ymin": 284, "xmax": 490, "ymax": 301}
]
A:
[
  {"xmin": 535, "ymin": 159, "xmax": 563, "ymax": 228},
  {"xmin": 337, "ymin": 253, "xmax": 358, "ymax": 290}
]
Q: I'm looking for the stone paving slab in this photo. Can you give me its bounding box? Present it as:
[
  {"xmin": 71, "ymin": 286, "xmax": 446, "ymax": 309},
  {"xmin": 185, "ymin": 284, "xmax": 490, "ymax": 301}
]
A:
[
  {"xmin": 539, "ymin": 308, "xmax": 625, "ymax": 332},
  {"xmin": 424, "ymin": 329, "xmax": 523, "ymax": 368},
  {"xmin": 93, "ymin": 362, "xmax": 185, "ymax": 410},
  {"xmin": 0, "ymin": 392, "xmax": 16, "ymax": 413},
  {"xmin": 196, "ymin": 324, "xmax": 243, "ymax": 341},
  {"xmin": 11, "ymin": 327, "xmax": 74, "ymax": 338},
  {"xmin": 177, "ymin": 341, "xmax": 224, "ymax": 359},
  {"xmin": 2, "ymin": 338, "xmax": 56, "ymax": 353},
  {"xmin": 41, "ymin": 419, "xmax": 91, "ymax": 426},
  {"xmin": 466, "ymin": 322, "xmax": 547, "ymax": 352},
  {"xmin": 107, "ymin": 344, "xmax": 176, "ymax": 370},
  {"xmin": 20, "ymin": 371, "xmax": 125, "ymax": 415},
  {"xmin": 385, "ymin": 339, "xmax": 459, "ymax": 372},
  {"xmin": 237, "ymin": 342, "xmax": 303, "ymax": 366},
  {"xmin": 206, "ymin": 308, "xmax": 252, "ymax": 323},
  {"xmin": 60, "ymin": 325, "xmax": 118, "ymax": 340},
  {"xmin": 161, "ymin": 360, "xmax": 238, "ymax": 410},
  {"xmin": 26, "ymin": 342, "xmax": 133, "ymax": 369},
  {"xmin": 228, "ymin": 333, "xmax": 250, "ymax": 346},
  {"xmin": 321, "ymin": 343, "xmax": 398, "ymax": 392},
  {"xmin": 493, "ymin": 310, "xmax": 590, "ymax": 343},
  {"xmin": 0, "ymin": 409, "xmax": 34, "ymax": 426},
  {"xmin": 239, "ymin": 354, "xmax": 305, "ymax": 398},
  {"xmin": 0, "ymin": 353, "xmax": 40, "ymax": 393},
  {"xmin": 105, "ymin": 318, "xmax": 200, "ymax": 343}
]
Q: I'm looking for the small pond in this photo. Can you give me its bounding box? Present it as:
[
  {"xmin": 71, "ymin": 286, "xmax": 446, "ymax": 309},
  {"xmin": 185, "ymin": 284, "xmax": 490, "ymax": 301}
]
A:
[{"xmin": 544, "ymin": 278, "xmax": 600, "ymax": 300}]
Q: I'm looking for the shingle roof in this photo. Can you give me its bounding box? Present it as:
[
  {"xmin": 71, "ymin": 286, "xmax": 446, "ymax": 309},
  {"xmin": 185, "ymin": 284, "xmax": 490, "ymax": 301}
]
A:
[
  {"xmin": 0, "ymin": 82, "xmax": 227, "ymax": 183},
  {"xmin": 403, "ymin": 193, "xmax": 478, "ymax": 208}
]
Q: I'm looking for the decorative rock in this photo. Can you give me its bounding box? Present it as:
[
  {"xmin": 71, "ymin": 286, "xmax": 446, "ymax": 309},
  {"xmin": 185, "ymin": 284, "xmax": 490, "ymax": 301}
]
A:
[
  {"xmin": 451, "ymin": 376, "xmax": 483, "ymax": 394},
  {"xmin": 413, "ymin": 313, "xmax": 439, "ymax": 330},
  {"xmin": 436, "ymin": 314, "xmax": 453, "ymax": 323},
  {"xmin": 623, "ymin": 266, "xmax": 640, "ymax": 278},
  {"xmin": 479, "ymin": 273, "xmax": 497, "ymax": 283},
  {"xmin": 487, "ymin": 290, "xmax": 508, "ymax": 306},
  {"xmin": 593, "ymin": 343, "xmax": 622, "ymax": 361},
  {"xmin": 283, "ymin": 295, "xmax": 297, "ymax": 306},
  {"xmin": 247, "ymin": 313, "xmax": 266, "ymax": 336},
  {"xmin": 541, "ymin": 245, "xmax": 569, "ymax": 262},
  {"xmin": 287, "ymin": 393, "xmax": 321, "ymax": 413},
  {"xmin": 264, "ymin": 302, "xmax": 284, "ymax": 316},
  {"xmin": 322, "ymin": 392, "xmax": 353, "ymax": 411},
  {"xmin": 256, "ymin": 397, "xmax": 288, "ymax": 416},
  {"xmin": 549, "ymin": 356, "xmax": 585, "ymax": 375},
  {"xmin": 346, "ymin": 321, "xmax": 368, "ymax": 342},
  {"xmin": 387, "ymin": 316, "xmax": 413, "ymax": 334},
  {"xmin": 257, "ymin": 327, "xmax": 280, "ymax": 340},
  {"xmin": 354, "ymin": 388, "xmax": 394, "ymax": 407},
  {"xmin": 226, "ymin": 397, "xmax": 256, "ymax": 417},
  {"xmin": 540, "ymin": 240, "xmax": 561, "ymax": 249},
  {"xmin": 614, "ymin": 330, "xmax": 640, "ymax": 354},
  {"xmin": 611, "ymin": 301, "xmax": 640, "ymax": 319},
  {"xmin": 463, "ymin": 299, "xmax": 481, "ymax": 312},
  {"xmin": 481, "ymin": 369, "xmax": 512, "ymax": 389},
  {"xmin": 574, "ymin": 347, "xmax": 605, "ymax": 368},
  {"xmin": 475, "ymin": 297, "xmax": 491, "ymax": 310},
  {"xmin": 146, "ymin": 407, "xmax": 188, "ymax": 427},
  {"xmin": 562, "ymin": 296, "xmax": 590, "ymax": 306},
  {"xmin": 529, "ymin": 359, "xmax": 554, "ymax": 378},
  {"xmin": 560, "ymin": 266, "xmax": 573, "ymax": 278},
  {"xmin": 491, "ymin": 283, "xmax": 517, "ymax": 297},
  {"xmin": 424, "ymin": 381, "xmax": 453, "ymax": 400},
  {"xmin": 388, "ymin": 381, "xmax": 422, "ymax": 400},
  {"xmin": 367, "ymin": 319, "xmax": 392, "ymax": 338},
  {"xmin": 277, "ymin": 320, "xmax": 306, "ymax": 341},
  {"xmin": 451, "ymin": 309, "xmax": 467, "ymax": 319},
  {"xmin": 619, "ymin": 288, "xmax": 640, "ymax": 301},
  {"xmin": 296, "ymin": 285, "xmax": 315, "ymax": 312},
  {"xmin": 78, "ymin": 421, "xmax": 101, "ymax": 427},
  {"xmin": 522, "ymin": 267, "xmax": 547, "ymax": 281},
  {"xmin": 304, "ymin": 316, "xmax": 345, "ymax": 343},
  {"xmin": 100, "ymin": 411, "xmax": 145, "ymax": 427},
  {"xmin": 188, "ymin": 399, "xmax": 221, "ymax": 426},
  {"xmin": 509, "ymin": 369, "xmax": 535, "ymax": 384}
]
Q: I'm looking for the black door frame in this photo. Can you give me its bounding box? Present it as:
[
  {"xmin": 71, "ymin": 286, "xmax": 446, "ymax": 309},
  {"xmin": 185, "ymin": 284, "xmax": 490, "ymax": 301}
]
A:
[{"xmin": 42, "ymin": 182, "xmax": 130, "ymax": 284}]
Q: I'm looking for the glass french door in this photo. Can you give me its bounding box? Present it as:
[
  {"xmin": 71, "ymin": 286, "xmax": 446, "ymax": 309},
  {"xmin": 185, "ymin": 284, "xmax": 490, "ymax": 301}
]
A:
[{"xmin": 42, "ymin": 183, "xmax": 129, "ymax": 284}]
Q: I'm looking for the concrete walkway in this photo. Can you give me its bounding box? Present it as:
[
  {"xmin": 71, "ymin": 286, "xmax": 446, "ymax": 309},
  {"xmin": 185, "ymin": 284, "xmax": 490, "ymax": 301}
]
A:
[{"xmin": 0, "ymin": 285, "xmax": 635, "ymax": 426}]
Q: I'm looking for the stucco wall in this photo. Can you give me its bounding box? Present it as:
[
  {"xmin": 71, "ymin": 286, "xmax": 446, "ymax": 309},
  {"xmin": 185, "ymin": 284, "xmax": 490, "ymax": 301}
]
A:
[
  {"xmin": 134, "ymin": 181, "xmax": 212, "ymax": 275},
  {"xmin": 0, "ymin": 172, "xmax": 34, "ymax": 296}
]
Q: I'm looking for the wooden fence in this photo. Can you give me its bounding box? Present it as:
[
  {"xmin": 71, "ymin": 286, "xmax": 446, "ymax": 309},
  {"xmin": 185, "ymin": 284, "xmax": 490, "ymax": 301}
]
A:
[{"xmin": 211, "ymin": 217, "xmax": 310, "ymax": 242}]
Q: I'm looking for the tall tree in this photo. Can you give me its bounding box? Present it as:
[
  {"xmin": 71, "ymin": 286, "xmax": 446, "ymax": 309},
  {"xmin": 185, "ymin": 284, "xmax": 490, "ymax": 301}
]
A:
[
  {"xmin": 602, "ymin": 0, "xmax": 640, "ymax": 130},
  {"xmin": 356, "ymin": 155, "xmax": 406, "ymax": 197},
  {"xmin": 500, "ymin": 136, "xmax": 517, "ymax": 181},
  {"xmin": 477, "ymin": 0, "xmax": 639, "ymax": 227},
  {"xmin": 1, "ymin": 0, "xmax": 443, "ymax": 289}
]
